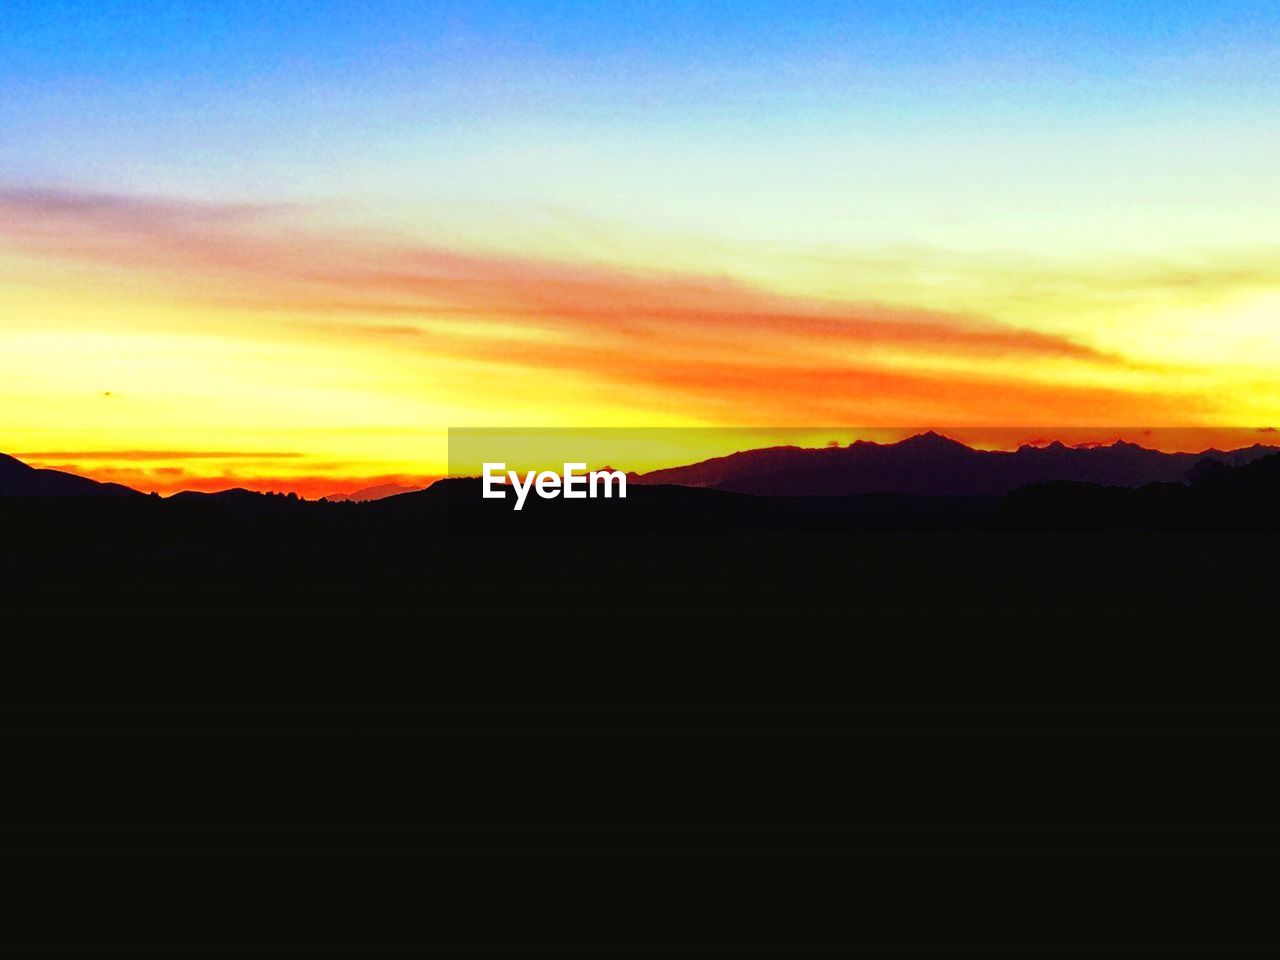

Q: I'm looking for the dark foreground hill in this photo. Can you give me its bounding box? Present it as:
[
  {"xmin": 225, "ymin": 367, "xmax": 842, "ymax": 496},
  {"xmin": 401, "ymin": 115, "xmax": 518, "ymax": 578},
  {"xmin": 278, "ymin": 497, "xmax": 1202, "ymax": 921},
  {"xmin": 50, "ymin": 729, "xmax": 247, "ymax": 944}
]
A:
[
  {"xmin": 4, "ymin": 457, "xmax": 1277, "ymax": 960},
  {"xmin": 373, "ymin": 448, "xmax": 1280, "ymax": 534},
  {"xmin": 5, "ymin": 450, "xmax": 1278, "ymax": 960},
  {"xmin": 634, "ymin": 431, "xmax": 1280, "ymax": 495},
  {"xmin": 0, "ymin": 450, "xmax": 1278, "ymax": 610}
]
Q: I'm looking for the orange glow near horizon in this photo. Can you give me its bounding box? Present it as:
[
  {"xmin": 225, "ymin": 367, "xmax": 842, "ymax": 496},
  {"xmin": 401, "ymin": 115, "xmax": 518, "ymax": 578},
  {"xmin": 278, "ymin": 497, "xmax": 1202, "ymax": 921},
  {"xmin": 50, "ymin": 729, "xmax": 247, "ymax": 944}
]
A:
[
  {"xmin": 6, "ymin": 3, "xmax": 1280, "ymax": 496},
  {"xmin": 17, "ymin": 426, "xmax": 1278, "ymax": 497},
  {"xmin": 3, "ymin": 189, "xmax": 1278, "ymax": 495}
]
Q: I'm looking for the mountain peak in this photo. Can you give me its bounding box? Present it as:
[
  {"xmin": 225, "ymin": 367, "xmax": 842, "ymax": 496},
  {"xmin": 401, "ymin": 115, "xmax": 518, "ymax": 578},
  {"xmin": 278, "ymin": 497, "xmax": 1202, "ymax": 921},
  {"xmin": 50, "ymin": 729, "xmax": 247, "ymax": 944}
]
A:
[{"xmin": 897, "ymin": 431, "xmax": 971, "ymax": 452}]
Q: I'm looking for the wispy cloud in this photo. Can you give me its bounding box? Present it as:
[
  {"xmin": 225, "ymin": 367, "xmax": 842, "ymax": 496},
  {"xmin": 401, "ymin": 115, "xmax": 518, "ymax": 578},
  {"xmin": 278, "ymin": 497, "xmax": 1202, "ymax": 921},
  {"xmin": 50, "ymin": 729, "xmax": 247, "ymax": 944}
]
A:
[
  {"xmin": 2, "ymin": 188, "xmax": 1105, "ymax": 355},
  {"xmin": 0, "ymin": 189, "xmax": 285, "ymax": 224},
  {"xmin": 0, "ymin": 186, "xmax": 1203, "ymax": 429},
  {"xmin": 16, "ymin": 449, "xmax": 304, "ymax": 461}
]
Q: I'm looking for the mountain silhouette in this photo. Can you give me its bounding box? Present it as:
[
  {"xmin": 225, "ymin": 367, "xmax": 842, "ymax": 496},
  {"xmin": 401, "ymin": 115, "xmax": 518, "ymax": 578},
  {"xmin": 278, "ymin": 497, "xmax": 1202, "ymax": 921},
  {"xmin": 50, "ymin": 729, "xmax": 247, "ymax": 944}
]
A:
[
  {"xmin": 169, "ymin": 488, "xmax": 299, "ymax": 502},
  {"xmin": 633, "ymin": 432, "xmax": 1280, "ymax": 496},
  {"xmin": 4, "ymin": 436, "xmax": 1279, "ymax": 505},
  {"xmin": 322, "ymin": 483, "xmax": 423, "ymax": 502},
  {"xmin": 0, "ymin": 453, "xmax": 140, "ymax": 497},
  {"xmin": 2, "ymin": 446, "xmax": 1279, "ymax": 619},
  {"xmin": 1186, "ymin": 447, "xmax": 1280, "ymax": 495}
]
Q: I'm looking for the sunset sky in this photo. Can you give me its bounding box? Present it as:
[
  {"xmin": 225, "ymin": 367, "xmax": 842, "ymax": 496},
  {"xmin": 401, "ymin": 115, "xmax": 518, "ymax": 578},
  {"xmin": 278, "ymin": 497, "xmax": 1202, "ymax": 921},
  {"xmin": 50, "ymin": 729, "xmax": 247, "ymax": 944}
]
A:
[{"xmin": 2, "ymin": 1, "xmax": 1278, "ymax": 494}]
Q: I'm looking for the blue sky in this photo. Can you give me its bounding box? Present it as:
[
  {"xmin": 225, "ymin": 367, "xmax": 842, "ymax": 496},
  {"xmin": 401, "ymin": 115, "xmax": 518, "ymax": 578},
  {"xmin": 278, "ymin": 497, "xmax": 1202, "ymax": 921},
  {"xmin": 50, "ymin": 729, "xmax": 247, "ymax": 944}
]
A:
[{"xmin": 3, "ymin": 1, "xmax": 1275, "ymax": 258}]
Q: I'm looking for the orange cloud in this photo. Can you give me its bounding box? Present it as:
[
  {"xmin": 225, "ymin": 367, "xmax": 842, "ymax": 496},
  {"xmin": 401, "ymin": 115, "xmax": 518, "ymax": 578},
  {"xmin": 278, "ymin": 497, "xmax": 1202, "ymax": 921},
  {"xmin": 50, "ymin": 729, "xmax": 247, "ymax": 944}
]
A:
[
  {"xmin": 0, "ymin": 187, "xmax": 1208, "ymax": 463},
  {"xmin": 0, "ymin": 187, "xmax": 1112, "ymax": 360},
  {"xmin": 15, "ymin": 449, "xmax": 304, "ymax": 461}
]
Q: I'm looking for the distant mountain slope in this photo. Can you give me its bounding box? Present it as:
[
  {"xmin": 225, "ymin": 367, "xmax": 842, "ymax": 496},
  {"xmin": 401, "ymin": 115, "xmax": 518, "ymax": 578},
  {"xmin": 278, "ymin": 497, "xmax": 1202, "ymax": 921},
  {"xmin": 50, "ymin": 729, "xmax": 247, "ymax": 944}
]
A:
[
  {"xmin": 633, "ymin": 432, "xmax": 1280, "ymax": 497},
  {"xmin": 322, "ymin": 483, "xmax": 422, "ymax": 502},
  {"xmin": 0, "ymin": 453, "xmax": 141, "ymax": 497},
  {"xmin": 5, "ymin": 435, "xmax": 1278, "ymax": 503},
  {"xmin": 167, "ymin": 488, "xmax": 263, "ymax": 501}
]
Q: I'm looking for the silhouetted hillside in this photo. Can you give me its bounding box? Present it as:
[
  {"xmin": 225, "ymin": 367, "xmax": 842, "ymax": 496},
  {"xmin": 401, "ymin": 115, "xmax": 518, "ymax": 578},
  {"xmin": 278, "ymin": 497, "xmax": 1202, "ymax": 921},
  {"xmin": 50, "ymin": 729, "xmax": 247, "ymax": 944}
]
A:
[
  {"xmin": 385, "ymin": 476, "xmax": 997, "ymax": 532},
  {"xmin": 997, "ymin": 451, "xmax": 1280, "ymax": 532},
  {"xmin": 322, "ymin": 483, "xmax": 423, "ymax": 502},
  {"xmin": 0, "ymin": 448, "xmax": 1279, "ymax": 602},
  {"xmin": 0, "ymin": 449, "xmax": 1278, "ymax": 613},
  {"xmin": 1187, "ymin": 448, "xmax": 1280, "ymax": 495},
  {"xmin": 0, "ymin": 453, "xmax": 141, "ymax": 497},
  {"xmin": 1, "ymin": 447, "xmax": 1279, "ymax": 540},
  {"xmin": 634, "ymin": 431, "xmax": 1280, "ymax": 496}
]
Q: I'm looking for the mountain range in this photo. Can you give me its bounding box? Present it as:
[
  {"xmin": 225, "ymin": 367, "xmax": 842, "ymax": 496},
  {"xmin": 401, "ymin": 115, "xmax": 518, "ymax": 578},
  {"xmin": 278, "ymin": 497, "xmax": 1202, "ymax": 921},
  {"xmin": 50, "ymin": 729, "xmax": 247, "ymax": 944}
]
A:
[
  {"xmin": 631, "ymin": 431, "xmax": 1280, "ymax": 497},
  {"xmin": 4, "ymin": 433, "xmax": 1280, "ymax": 500}
]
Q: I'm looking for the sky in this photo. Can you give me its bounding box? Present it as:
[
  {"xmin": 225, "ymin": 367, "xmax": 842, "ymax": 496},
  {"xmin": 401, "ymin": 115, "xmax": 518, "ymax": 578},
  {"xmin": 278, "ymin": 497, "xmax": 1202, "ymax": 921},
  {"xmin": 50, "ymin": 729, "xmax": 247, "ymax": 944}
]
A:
[{"xmin": 2, "ymin": 1, "xmax": 1278, "ymax": 493}]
